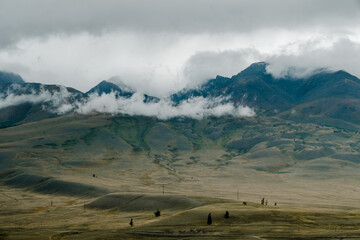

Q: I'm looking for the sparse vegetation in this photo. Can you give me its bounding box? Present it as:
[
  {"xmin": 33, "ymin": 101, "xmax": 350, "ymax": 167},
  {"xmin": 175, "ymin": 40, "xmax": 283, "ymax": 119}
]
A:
[{"xmin": 1, "ymin": 114, "xmax": 360, "ymax": 239}]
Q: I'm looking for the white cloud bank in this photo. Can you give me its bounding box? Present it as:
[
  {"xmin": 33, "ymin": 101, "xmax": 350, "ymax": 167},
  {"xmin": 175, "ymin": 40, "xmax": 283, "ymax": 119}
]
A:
[
  {"xmin": 1, "ymin": 33, "xmax": 360, "ymax": 97},
  {"xmin": 0, "ymin": 87, "xmax": 255, "ymax": 120},
  {"xmin": 0, "ymin": 85, "xmax": 73, "ymax": 113},
  {"xmin": 182, "ymin": 48, "xmax": 262, "ymax": 88},
  {"xmin": 265, "ymin": 38, "xmax": 360, "ymax": 79},
  {"xmin": 182, "ymin": 37, "xmax": 360, "ymax": 82},
  {"xmin": 76, "ymin": 92, "xmax": 255, "ymax": 119}
]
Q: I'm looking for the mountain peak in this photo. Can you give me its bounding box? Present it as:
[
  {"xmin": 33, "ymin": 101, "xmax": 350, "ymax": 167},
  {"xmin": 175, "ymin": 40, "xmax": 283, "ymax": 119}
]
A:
[
  {"xmin": 237, "ymin": 62, "xmax": 268, "ymax": 76},
  {"xmin": 0, "ymin": 71, "xmax": 25, "ymax": 84},
  {"xmin": 106, "ymin": 76, "xmax": 134, "ymax": 93},
  {"xmin": 86, "ymin": 80, "xmax": 133, "ymax": 98}
]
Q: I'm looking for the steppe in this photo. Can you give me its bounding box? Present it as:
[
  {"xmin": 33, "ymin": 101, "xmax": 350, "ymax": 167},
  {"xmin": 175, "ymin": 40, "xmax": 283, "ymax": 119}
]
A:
[{"xmin": 1, "ymin": 114, "xmax": 360, "ymax": 239}]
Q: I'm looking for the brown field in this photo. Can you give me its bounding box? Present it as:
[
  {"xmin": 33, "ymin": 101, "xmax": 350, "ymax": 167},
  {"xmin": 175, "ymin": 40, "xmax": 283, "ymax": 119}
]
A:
[{"xmin": 2, "ymin": 185, "xmax": 360, "ymax": 240}]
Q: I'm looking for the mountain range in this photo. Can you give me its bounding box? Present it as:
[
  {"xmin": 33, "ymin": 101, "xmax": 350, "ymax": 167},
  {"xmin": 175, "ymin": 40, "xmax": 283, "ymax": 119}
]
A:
[
  {"xmin": 1, "ymin": 62, "xmax": 360, "ymax": 129},
  {"xmin": 2, "ymin": 62, "xmax": 360, "ymax": 233}
]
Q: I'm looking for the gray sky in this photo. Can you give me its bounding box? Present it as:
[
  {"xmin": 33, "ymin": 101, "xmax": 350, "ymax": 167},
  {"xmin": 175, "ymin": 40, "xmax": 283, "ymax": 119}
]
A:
[{"xmin": 1, "ymin": 0, "xmax": 360, "ymax": 95}]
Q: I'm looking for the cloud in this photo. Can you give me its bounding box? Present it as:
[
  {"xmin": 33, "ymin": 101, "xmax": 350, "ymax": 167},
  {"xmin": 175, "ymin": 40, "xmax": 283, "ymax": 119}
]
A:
[
  {"xmin": 181, "ymin": 37, "xmax": 360, "ymax": 85},
  {"xmin": 0, "ymin": 31, "xmax": 274, "ymax": 95},
  {"xmin": 0, "ymin": 32, "xmax": 187, "ymax": 94},
  {"xmin": 0, "ymin": 86, "xmax": 255, "ymax": 119},
  {"xmin": 1, "ymin": 0, "xmax": 360, "ymax": 96},
  {"xmin": 76, "ymin": 92, "xmax": 255, "ymax": 119},
  {"xmin": 182, "ymin": 48, "xmax": 262, "ymax": 88},
  {"xmin": 1, "ymin": 33, "xmax": 360, "ymax": 98},
  {"xmin": 265, "ymin": 38, "xmax": 360, "ymax": 79},
  {"xmin": 0, "ymin": 0, "xmax": 359, "ymax": 47},
  {"xmin": 0, "ymin": 84, "xmax": 74, "ymax": 112}
]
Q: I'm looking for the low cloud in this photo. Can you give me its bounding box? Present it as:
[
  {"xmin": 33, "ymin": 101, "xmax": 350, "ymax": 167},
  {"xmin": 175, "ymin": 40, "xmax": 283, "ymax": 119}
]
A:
[
  {"xmin": 1, "ymin": 32, "xmax": 360, "ymax": 97},
  {"xmin": 0, "ymin": 85, "xmax": 73, "ymax": 112},
  {"xmin": 76, "ymin": 92, "xmax": 255, "ymax": 119},
  {"xmin": 265, "ymin": 38, "xmax": 360, "ymax": 79},
  {"xmin": 182, "ymin": 37, "xmax": 360, "ymax": 82},
  {"xmin": 182, "ymin": 49, "xmax": 261, "ymax": 88},
  {"xmin": 0, "ymin": 87, "xmax": 255, "ymax": 119}
]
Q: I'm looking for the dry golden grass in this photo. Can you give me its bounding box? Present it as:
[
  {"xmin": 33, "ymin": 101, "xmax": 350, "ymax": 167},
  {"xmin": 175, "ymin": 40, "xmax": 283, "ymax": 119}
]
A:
[
  {"xmin": 2, "ymin": 115, "xmax": 360, "ymax": 239},
  {"xmin": 1, "ymin": 184, "xmax": 360, "ymax": 240}
]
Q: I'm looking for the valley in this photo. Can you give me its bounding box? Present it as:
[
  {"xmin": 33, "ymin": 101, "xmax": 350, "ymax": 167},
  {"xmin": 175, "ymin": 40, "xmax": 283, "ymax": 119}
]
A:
[{"xmin": 1, "ymin": 1, "xmax": 360, "ymax": 238}]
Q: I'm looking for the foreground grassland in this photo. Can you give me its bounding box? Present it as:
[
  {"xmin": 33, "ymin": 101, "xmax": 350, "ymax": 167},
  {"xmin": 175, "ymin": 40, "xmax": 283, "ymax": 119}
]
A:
[
  {"xmin": 1, "ymin": 187, "xmax": 360, "ymax": 240},
  {"xmin": 1, "ymin": 114, "xmax": 360, "ymax": 239}
]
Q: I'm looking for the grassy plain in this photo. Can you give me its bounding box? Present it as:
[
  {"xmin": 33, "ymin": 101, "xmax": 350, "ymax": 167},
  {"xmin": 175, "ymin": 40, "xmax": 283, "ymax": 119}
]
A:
[{"xmin": 1, "ymin": 114, "xmax": 360, "ymax": 239}]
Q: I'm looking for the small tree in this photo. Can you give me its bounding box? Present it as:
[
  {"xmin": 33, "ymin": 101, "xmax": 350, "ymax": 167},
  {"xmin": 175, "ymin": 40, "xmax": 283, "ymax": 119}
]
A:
[
  {"xmin": 129, "ymin": 218, "xmax": 133, "ymax": 227},
  {"xmin": 261, "ymin": 197, "xmax": 265, "ymax": 205},
  {"xmin": 154, "ymin": 209, "xmax": 161, "ymax": 217},
  {"xmin": 207, "ymin": 213, "xmax": 212, "ymax": 225},
  {"xmin": 224, "ymin": 211, "xmax": 229, "ymax": 219}
]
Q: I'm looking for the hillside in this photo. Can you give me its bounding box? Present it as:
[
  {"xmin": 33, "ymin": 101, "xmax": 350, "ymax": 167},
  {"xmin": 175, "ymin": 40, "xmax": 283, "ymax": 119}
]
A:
[
  {"xmin": 1, "ymin": 113, "xmax": 360, "ymax": 198},
  {"xmin": 1, "ymin": 113, "xmax": 360, "ymax": 238}
]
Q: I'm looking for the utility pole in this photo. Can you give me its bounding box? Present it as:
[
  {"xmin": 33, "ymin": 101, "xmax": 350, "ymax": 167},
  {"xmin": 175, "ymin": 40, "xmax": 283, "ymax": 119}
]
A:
[
  {"xmin": 157, "ymin": 183, "xmax": 167, "ymax": 195},
  {"xmin": 237, "ymin": 188, "xmax": 239, "ymax": 201}
]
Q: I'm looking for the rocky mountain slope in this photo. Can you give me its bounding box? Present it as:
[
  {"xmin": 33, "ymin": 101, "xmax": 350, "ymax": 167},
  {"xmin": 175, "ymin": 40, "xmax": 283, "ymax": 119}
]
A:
[{"xmin": 172, "ymin": 62, "xmax": 360, "ymax": 129}]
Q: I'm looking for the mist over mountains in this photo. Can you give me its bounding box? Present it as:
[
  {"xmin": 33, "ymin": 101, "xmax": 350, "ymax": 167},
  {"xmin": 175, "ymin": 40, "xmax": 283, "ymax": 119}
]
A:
[{"xmin": 1, "ymin": 62, "xmax": 360, "ymax": 129}]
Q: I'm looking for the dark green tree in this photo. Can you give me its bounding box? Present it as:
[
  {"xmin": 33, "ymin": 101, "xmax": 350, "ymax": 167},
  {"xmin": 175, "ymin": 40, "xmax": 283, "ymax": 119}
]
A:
[
  {"xmin": 154, "ymin": 209, "xmax": 161, "ymax": 217},
  {"xmin": 207, "ymin": 213, "xmax": 212, "ymax": 225}
]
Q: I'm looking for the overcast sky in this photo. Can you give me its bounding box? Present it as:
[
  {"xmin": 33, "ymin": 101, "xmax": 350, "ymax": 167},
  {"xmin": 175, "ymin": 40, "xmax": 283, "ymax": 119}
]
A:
[{"xmin": 0, "ymin": 0, "xmax": 360, "ymax": 96}]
